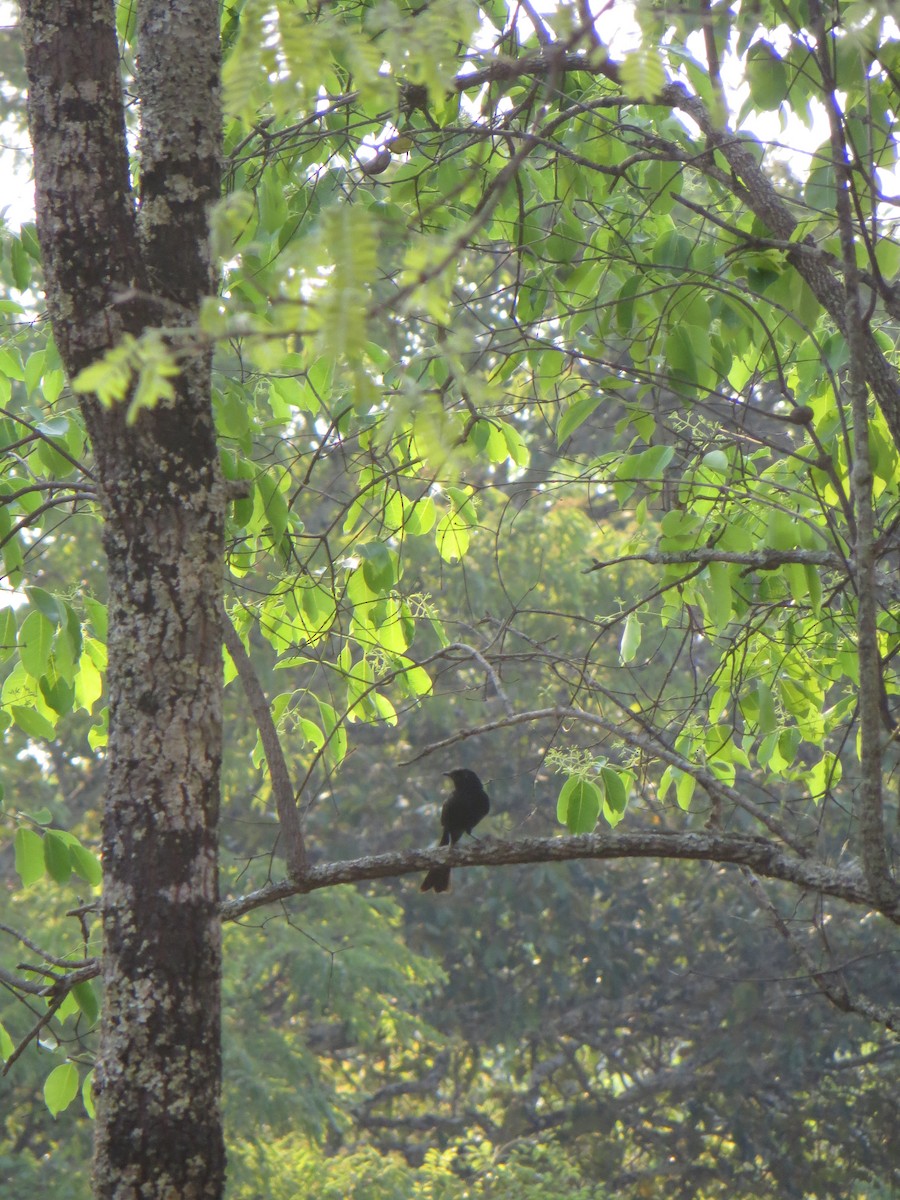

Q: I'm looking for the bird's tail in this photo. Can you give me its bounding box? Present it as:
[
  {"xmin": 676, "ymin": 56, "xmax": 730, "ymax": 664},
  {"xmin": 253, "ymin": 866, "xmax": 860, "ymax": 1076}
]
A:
[
  {"xmin": 420, "ymin": 865, "xmax": 452, "ymax": 893},
  {"xmin": 421, "ymin": 827, "xmax": 455, "ymax": 892}
]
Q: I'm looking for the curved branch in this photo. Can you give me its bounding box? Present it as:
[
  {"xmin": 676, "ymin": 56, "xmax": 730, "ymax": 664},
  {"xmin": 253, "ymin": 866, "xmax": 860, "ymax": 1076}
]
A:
[
  {"xmin": 220, "ymin": 830, "xmax": 885, "ymax": 921},
  {"xmin": 0, "ymin": 493, "xmax": 93, "ymax": 551}
]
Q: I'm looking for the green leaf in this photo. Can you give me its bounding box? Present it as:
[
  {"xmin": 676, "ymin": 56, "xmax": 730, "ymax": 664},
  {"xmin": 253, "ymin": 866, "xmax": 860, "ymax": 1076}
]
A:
[
  {"xmin": 557, "ymin": 395, "xmax": 601, "ymax": 444},
  {"xmin": 62, "ymin": 601, "xmax": 84, "ymax": 663},
  {"xmin": 40, "ymin": 666, "xmax": 76, "ymax": 716},
  {"xmin": 500, "ymin": 422, "xmax": 530, "ymax": 466},
  {"xmin": 600, "ymin": 766, "xmax": 628, "ymax": 815},
  {"xmin": 44, "ymin": 1062, "xmax": 80, "ymax": 1118},
  {"xmin": 675, "ymin": 771, "xmax": 696, "ymax": 811},
  {"xmin": 805, "ymin": 161, "xmax": 835, "ymax": 214},
  {"xmin": 804, "ymin": 564, "xmax": 822, "ymax": 615},
  {"xmin": 0, "ymin": 1019, "xmax": 14, "ymax": 1061},
  {"xmin": 84, "ymin": 598, "xmax": 108, "ymax": 641},
  {"xmin": 557, "ymin": 777, "xmax": 601, "ymax": 834},
  {"xmin": 701, "ymin": 450, "xmax": 729, "ymax": 475},
  {"xmin": 14, "ymin": 826, "xmax": 45, "ymax": 887},
  {"xmin": 18, "ymin": 610, "xmax": 55, "ymax": 679},
  {"xmin": 26, "ymin": 586, "xmax": 62, "ymax": 623},
  {"xmin": 299, "ymin": 718, "xmax": 325, "ymax": 750},
  {"xmin": 436, "ymin": 510, "xmax": 470, "ymax": 562},
  {"xmin": 24, "ymin": 349, "xmax": 45, "ymax": 395},
  {"xmin": 615, "ymin": 444, "xmax": 675, "ymax": 483},
  {"xmin": 809, "ymin": 752, "xmax": 841, "ymax": 800},
  {"xmin": 706, "ymin": 562, "xmax": 732, "ymax": 628},
  {"xmin": 446, "ymin": 486, "xmax": 477, "ymax": 525},
  {"xmin": 360, "ymin": 541, "xmax": 396, "ymax": 594},
  {"xmin": 72, "ymin": 335, "xmax": 137, "ymax": 403},
  {"xmin": 11, "ymin": 704, "xmax": 57, "ymax": 740},
  {"xmin": 615, "ymin": 275, "xmax": 642, "ymax": 334},
  {"xmin": 43, "ymin": 829, "xmax": 73, "ymax": 883},
  {"xmin": 0, "ymin": 607, "xmax": 17, "ymax": 664},
  {"xmin": 317, "ymin": 699, "xmax": 348, "ymax": 770},
  {"xmin": 746, "ymin": 41, "xmax": 788, "ymax": 110},
  {"xmin": 620, "ymin": 45, "xmax": 666, "ymax": 100},
  {"xmin": 756, "ymin": 681, "xmax": 777, "ymax": 736},
  {"xmin": 74, "ymin": 651, "xmax": 104, "ymax": 714},
  {"xmin": 69, "ymin": 840, "xmax": 103, "ymax": 886},
  {"xmin": 471, "ymin": 419, "xmax": 509, "ymax": 463},
  {"xmin": 396, "ymin": 656, "xmax": 433, "ymax": 697},
  {"xmin": 2, "ymin": 525, "xmax": 24, "ymax": 585},
  {"xmin": 10, "ymin": 237, "xmax": 32, "ymax": 289},
  {"xmin": 82, "ymin": 1069, "xmax": 96, "ymax": 1118},
  {"xmin": 619, "ymin": 612, "xmax": 641, "ymax": 664},
  {"xmin": 255, "ymin": 474, "xmax": 289, "ymax": 542},
  {"xmin": 0, "ymin": 346, "xmax": 24, "ymax": 380},
  {"xmin": 72, "ymin": 981, "xmax": 100, "ymax": 1026},
  {"xmin": 403, "ymin": 495, "xmax": 436, "ymax": 536}
]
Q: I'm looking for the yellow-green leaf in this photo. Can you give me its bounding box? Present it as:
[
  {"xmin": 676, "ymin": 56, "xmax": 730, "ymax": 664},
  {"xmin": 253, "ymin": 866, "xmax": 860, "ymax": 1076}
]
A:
[
  {"xmin": 14, "ymin": 826, "xmax": 45, "ymax": 887},
  {"xmin": 620, "ymin": 612, "xmax": 641, "ymax": 664},
  {"xmin": 44, "ymin": 1062, "xmax": 79, "ymax": 1118},
  {"xmin": 18, "ymin": 610, "xmax": 54, "ymax": 679}
]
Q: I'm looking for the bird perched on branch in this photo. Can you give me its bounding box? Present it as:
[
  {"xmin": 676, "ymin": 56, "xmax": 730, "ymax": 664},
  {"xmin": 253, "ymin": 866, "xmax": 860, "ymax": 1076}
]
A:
[{"xmin": 420, "ymin": 768, "xmax": 491, "ymax": 894}]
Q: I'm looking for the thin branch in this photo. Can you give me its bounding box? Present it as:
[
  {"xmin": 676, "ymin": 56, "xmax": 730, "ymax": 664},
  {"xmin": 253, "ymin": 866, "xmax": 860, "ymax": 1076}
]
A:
[
  {"xmin": 0, "ymin": 964, "xmax": 52, "ymax": 995},
  {"xmin": 741, "ymin": 869, "xmax": 897, "ymax": 1030},
  {"xmin": 441, "ymin": 642, "xmax": 515, "ymax": 717},
  {"xmin": 0, "ymin": 404, "xmax": 95, "ymax": 480},
  {"xmin": 0, "ymin": 960, "xmax": 100, "ymax": 1077},
  {"xmin": 222, "ymin": 608, "xmax": 306, "ymax": 878},
  {"xmin": 516, "ymin": 0, "xmax": 553, "ymax": 47},
  {"xmin": 0, "ymin": 481, "xmax": 97, "ymax": 503},
  {"xmin": 0, "ymin": 920, "xmax": 94, "ymax": 969},
  {"xmin": 585, "ymin": 548, "xmax": 843, "ymax": 573},
  {"xmin": 0, "ymin": 493, "xmax": 94, "ymax": 551},
  {"xmin": 1, "ymin": 992, "xmax": 67, "ymax": 1076}
]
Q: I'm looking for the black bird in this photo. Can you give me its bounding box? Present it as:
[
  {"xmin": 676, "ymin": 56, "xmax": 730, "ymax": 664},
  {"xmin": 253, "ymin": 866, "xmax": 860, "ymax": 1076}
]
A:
[{"xmin": 420, "ymin": 768, "xmax": 490, "ymax": 893}]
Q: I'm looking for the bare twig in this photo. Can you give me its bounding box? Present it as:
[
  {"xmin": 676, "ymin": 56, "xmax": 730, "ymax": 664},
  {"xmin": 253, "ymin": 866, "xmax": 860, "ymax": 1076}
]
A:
[
  {"xmin": 741, "ymin": 868, "xmax": 897, "ymax": 1030},
  {"xmin": 442, "ymin": 642, "xmax": 515, "ymax": 717},
  {"xmin": 0, "ymin": 921, "xmax": 94, "ymax": 969}
]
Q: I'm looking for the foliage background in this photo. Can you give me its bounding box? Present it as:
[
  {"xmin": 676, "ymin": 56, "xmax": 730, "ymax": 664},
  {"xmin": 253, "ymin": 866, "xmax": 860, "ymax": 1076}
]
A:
[{"xmin": 1, "ymin": 0, "xmax": 899, "ymax": 1196}]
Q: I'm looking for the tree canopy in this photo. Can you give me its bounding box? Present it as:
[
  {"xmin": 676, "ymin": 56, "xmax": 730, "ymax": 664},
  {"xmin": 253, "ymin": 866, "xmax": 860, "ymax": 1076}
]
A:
[{"xmin": 1, "ymin": 1, "xmax": 898, "ymax": 1197}]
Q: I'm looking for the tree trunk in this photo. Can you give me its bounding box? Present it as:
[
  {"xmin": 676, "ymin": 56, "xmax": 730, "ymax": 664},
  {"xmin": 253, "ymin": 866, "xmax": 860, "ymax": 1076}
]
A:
[{"xmin": 21, "ymin": 2, "xmax": 226, "ymax": 1196}]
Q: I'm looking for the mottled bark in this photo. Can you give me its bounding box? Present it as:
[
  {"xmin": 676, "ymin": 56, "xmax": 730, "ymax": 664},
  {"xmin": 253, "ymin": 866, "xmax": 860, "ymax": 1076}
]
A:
[{"xmin": 21, "ymin": 2, "xmax": 226, "ymax": 1197}]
